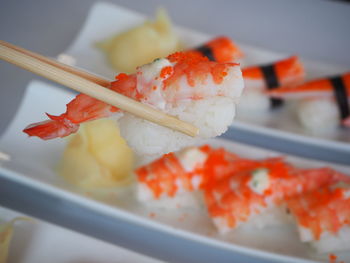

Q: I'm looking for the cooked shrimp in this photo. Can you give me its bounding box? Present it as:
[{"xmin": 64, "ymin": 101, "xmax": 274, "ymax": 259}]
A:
[
  {"xmin": 135, "ymin": 145, "xmax": 251, "ymax": 201},
  {"xmin": 134, "ymin": 143, "xmax": 289, "ymax": 201}
]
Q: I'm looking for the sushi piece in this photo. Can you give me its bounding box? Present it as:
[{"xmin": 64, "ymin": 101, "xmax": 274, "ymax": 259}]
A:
[
  {"xmin": 269, "ymin": 72, "xmax": 350, "ymax": 132},
  {"xmin": 134, "ymin": 144, "xmax": 269, "ymax": 209},
  {"xmin": 135, "ymin": 145, "xmax": 211, "ymax": 203},
  {"xmin": 191, "ymin": 36, "xmax": 243, "ymax": 63},
  {"xmin": 204, "ymin": 162, "xmax": 347, "ymax": 234},
  {"xmin": 23, "ymin": 52, "xmax": 244, "ymax": 160},
  {"xmin": 238, "ymin": 56, "xmax": 304, "ymax": 112},
  {"xmin": 135, "ymin": 145, "xmax": 244, "ymax": 202},
  {"xmin": 287, "ymin": 182, "xmax": 350, "ymax": 253},
  {"xmin": 297, "ymin": 98, "xmax": 340, "ymax": 134}
]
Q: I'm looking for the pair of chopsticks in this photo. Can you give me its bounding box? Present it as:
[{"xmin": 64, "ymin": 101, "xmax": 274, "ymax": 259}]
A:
[{"xmin": 0, "ymin": 41, "xmax": 198, "ymax": 137}]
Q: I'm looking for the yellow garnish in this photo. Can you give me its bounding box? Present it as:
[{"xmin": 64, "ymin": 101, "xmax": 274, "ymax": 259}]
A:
[
  {"xmin": 0, "ymin": 217, "xmax": 33, "ymax": 263},
  {"xmin": 59, "ymin": 119, "xmax": 134, "ymax": 189},
  {"xmin": 96, "ymin": 8, "xmax": 181, "ymax": 73}
]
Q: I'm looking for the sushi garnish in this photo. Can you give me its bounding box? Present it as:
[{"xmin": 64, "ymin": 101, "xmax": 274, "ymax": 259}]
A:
[
  {"xmin": 193, "ymin": 36, "xmax": 243, "ymax": 62},
  {"xmin": 287, "ymin": 182, "xmax": 350, "ymax": 253},
  {"xmin": 249, "ymin": 168, "xmax": 270, "ymax": 195}
]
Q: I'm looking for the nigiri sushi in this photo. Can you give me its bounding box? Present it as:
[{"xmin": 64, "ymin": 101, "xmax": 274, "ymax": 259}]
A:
[
  {"xmin": 287, "ymin": 182, "xmax": 350, "ymax": 253},
  {"xmin": 238, "ymin": 56, "xmax": 304, "ymax": 113},
  {"xmin": 269, "ymin": 72, "xmax": 350, "ymax": 133},
  {"xmin": 135, "ymin": 145, "xmax": 210, "ymax": 208},
  {"xmin": 135, "ymin": 145, "xmax": 250, "ymax": 203},
  {"xmin": 134, "ymin": 144, "xmax": 277, "ymax": 210},
  {"xmin": 203, "ymin": 163, "xmax": 346, "ymax": 234},
  {"xmin": 191, "ymin": 36, "xmax": 243, "ymax": 63},
  {"xmin": 23, "ymin": 52, "xmax": 244, "ymax": 162}
]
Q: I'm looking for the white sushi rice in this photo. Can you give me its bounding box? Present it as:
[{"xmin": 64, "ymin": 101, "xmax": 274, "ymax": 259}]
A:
[
  {"xmin": 212, "ymin": 205, "xmax": 291, "ymax": 235},
  {"xmin": 236, "ymin": 78, "xmax": 270, "ymax": 113},
  {"xmin": 298, "ymin": 226, "xmax": 350, "ymax": 253},
  {"xmin": 237, "ymin": 89, "xmax": 270, "ymax": 113},
  {"xmin": 297, "ymin": 98, "xmax": 340, "ymax": 134},
  {"xmin": 119, "ymin": 96, "xmax": 237, "ymax": 163},
  {"xmin": 137, "ymin": 183, "xmax": 204, "ymax": 209}
]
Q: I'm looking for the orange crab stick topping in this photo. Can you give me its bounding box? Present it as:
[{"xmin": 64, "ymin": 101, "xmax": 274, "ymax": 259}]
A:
[
  {"xmin": 192, "ymin": 36, "xmax": 243, "ymax": 62},
  {"xmin": 269, "ymin": 72, "xmax": 350, "ymax": 98},
  {"xmin": 242, "ymin": 56, "xmax": 304, "ymax": 87},
  {"xmin": 268, "ymin": 72, "xmax": 350, "ymax": 120}
]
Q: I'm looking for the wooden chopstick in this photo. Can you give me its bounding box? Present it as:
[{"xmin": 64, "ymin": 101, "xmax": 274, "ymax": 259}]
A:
[
  {"xmin": 0, "ymin": 41, "xmax": 199, "ymax": 137},
  {"xmin": 0, "ymin": 40, "xmax": 110, "ymax": 87}
]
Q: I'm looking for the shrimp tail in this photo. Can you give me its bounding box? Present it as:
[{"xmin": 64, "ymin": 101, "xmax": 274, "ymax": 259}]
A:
[{"xmin": 23, "ymin": 113, "xmax": 79, "ymax": 140}]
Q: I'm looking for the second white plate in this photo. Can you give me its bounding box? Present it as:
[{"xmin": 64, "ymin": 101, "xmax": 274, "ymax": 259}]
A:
[
  {"xmin": 0, "ymin": 80, "xmax": 349, "ymax": 263},
  {"xmin": 61, "ymin": 2, "xmax": 350, "ymax": 157}
]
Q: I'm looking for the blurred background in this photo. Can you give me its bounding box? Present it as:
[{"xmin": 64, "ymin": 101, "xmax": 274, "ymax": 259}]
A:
[{"xmin": 1, "ymin": 0, "xmax": 350, "ymax": 134}]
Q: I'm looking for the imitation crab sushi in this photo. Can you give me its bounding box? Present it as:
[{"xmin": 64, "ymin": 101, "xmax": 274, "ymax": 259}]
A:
[
  {"xmin": 269, "ymin": 72, "xmax": 350, "ymax": 133},
  {"xmin": 238, "ymin": 56, "xmax": 304, "ymax": 113},
  {"xmin": 287, "ymin": 182, "xmax": 350, "ymax": 253},
  {"xmin": 23, "ymin": 52, "xmax": 244, "ymax": 162}
]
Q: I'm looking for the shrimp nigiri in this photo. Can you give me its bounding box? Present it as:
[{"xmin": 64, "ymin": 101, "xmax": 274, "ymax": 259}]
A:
[
  {"xmin": 238, "ymin": 56, "xmax": 304, "ymax": 112},
  {"xmin": 204, "ymin": 163, "xmax": 347, "ymax": 234},
  {"xmin": 287, "ymin": 182, "xmax": 350, "ymax": 253},
  {"xmin": 135, "ymin": 145, "xmax": 254, "ymax": 202},
  {"xmin": 269, "ymin": 72, "xmax": 350, "ymax": 132},
  {"xmin": 191, "ymin": 36, "xmax": 243, "ymax": 63},
  {"xmin": 24, "ymin": 52, "xmax": 244, "ymax": 161}
]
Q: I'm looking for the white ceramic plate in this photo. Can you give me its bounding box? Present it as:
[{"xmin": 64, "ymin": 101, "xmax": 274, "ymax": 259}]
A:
[
  {"xmin": 0, "ymin": 206, "xmax": 162, "ymax": 263},
  {"xmin": 60, "ymin": 2, "xmax": 350, "ymax": 155},
  {"xmin": 0, "ymin": 80, "xmax": 349, "ymax": 263}
]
